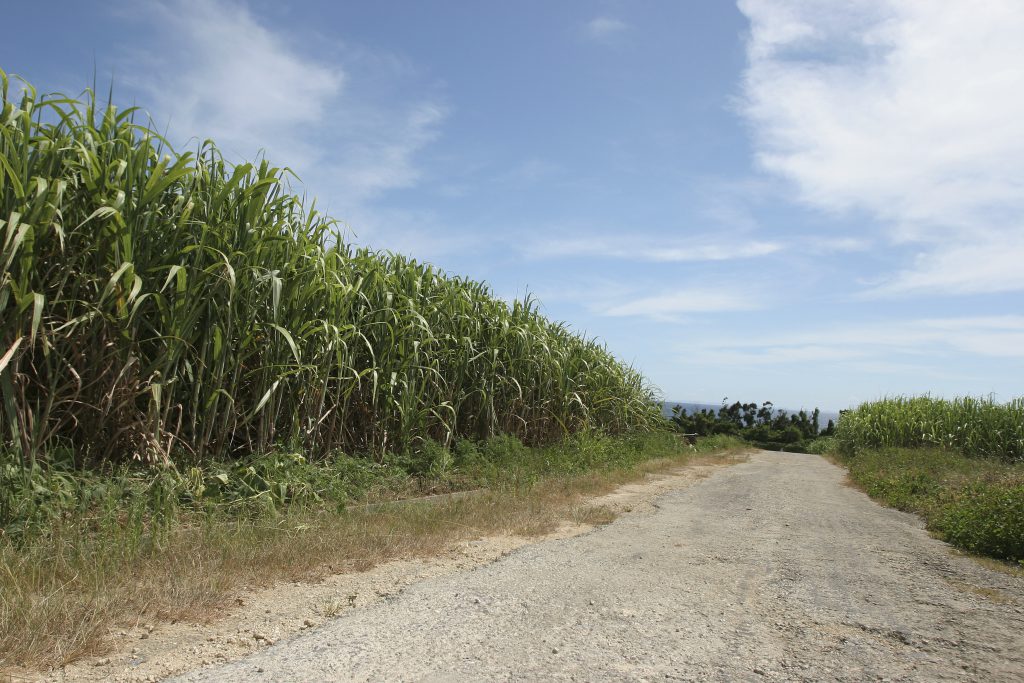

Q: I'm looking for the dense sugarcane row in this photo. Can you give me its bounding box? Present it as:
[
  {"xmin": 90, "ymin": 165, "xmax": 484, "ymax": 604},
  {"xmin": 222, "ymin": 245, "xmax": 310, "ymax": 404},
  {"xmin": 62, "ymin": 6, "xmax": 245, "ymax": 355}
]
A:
[
  {"xmin": 835, "ymin": 396, "xmax": 1024, "ymax": 461},
  {"xmin": 0, "ymin": 74, "xmax": 659, "ymax": 467}
]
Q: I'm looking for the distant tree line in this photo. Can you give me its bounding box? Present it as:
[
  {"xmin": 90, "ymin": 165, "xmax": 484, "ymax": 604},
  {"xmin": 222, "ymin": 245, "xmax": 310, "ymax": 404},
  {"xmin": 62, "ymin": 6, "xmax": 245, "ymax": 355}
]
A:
[{"xmin": 670, "ymin": 400, "xmax": 835, "ymax": 452}]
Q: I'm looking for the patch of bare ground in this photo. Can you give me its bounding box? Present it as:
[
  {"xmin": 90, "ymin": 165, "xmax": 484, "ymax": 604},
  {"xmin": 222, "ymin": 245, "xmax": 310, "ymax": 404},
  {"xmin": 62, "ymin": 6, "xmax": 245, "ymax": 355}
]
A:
[{"xmin": 8, "ymin": 450, "xmax": 748, "ymax": 683}]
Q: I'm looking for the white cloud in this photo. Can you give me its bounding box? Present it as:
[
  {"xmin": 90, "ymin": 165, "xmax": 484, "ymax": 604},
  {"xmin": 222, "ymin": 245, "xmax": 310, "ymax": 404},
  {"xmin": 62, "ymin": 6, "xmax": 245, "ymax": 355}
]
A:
[
  {"xmin": 325, "ymin": 102, "xmax": 447, "ymax": 207},
  {"xmin": 807, "ymin": 236, "xmax": 872, "ymax": 254},
  {"xmin": 687, "ymin": 315, "xmax": 1024, "ymax": 367},
  {"xmin": 601, "ymin": 288, "xmax": 760, "ymax": 320},
  {"xmin": 526, "ymin": 235, "xmax": 782, "ymax": 262},
  {"xmin": 122, "ymin": 0, "xmax": 445, "ymax": 211},
  {"xmin": 124, "ymin": 0, "xmax": 341, "ymax": 166},
  {"xmin": 338, "ymin": 205, "xmax": 482, "ymax": 261},
  {"xmin": 531, "ymin": 276, "xmax": 762, "ymax": 322},
  {"xmin": 498, "ymin": 158, "xmax": 564, "ymax": 185},
  {"xmin": 738, "ymin": 0, "xmax": 1024, "ymax": 295},
  {"xmin": 584, "ymin": 17, "xmax": 629, "ymax": 41},
  {"xmin": 862, "ymin": 235, "xmax": 1024, "ymax": 297}
]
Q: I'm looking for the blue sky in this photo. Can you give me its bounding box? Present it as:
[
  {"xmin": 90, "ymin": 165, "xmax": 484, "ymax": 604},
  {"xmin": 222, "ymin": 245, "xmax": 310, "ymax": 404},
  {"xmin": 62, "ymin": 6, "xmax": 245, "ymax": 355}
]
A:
[{"xmin": 3, "ymin": 1, "xmax": 1022, "ymax": 411}]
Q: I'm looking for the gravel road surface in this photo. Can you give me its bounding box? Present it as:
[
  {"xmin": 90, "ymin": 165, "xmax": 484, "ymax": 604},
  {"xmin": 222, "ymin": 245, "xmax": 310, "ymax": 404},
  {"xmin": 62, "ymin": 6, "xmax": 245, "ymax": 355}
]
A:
[{"xmin": 177, "ymin": 451, "xmax": 1024, "ymax": 682}]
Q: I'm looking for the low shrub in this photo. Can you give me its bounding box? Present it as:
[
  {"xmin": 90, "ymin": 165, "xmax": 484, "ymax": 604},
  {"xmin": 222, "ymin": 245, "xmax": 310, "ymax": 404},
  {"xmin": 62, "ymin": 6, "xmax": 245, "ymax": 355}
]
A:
[
  {"xmin": 803, "ymin": 436, "xmax": 836, "ymax": 455},
  {"xmin": 934, "ymin": 482, "xmax": 1024, "ymax": 562}
]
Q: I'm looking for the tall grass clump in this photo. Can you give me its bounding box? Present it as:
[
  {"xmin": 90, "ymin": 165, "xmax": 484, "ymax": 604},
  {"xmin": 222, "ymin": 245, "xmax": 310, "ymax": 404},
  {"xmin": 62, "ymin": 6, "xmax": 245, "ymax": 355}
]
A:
[
  {"xmin": 0, "ymin": 72, "xmax": 659, "ymax": 475},
  {"xmin": 835, "ymin": 396, "xmax": 1024, "ymax": 461}
]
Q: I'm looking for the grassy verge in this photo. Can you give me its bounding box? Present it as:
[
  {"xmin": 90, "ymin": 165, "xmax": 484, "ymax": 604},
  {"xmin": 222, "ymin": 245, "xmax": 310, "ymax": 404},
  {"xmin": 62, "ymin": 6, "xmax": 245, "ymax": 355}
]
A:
[
  {"xmin": 1, "ymin": 431, "xmax": 744, "ymax": 671},
  {"xmin": 834, "ymin": 447, "xmax": 1024, "ymax": 565}
]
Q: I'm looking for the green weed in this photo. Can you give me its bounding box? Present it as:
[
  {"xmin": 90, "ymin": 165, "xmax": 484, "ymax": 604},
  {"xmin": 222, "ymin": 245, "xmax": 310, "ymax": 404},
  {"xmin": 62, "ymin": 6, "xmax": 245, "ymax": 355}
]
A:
[{"xmin": 838, "ymin": 446, "xmax": 1024, "ymax": 564}]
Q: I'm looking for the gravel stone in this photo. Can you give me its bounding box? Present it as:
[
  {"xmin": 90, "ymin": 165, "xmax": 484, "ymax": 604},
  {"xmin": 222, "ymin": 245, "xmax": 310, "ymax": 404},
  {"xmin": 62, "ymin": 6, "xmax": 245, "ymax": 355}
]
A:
[{"xmin": 174, "ymin": 452, "xmax": 1024, "ymax": 682}]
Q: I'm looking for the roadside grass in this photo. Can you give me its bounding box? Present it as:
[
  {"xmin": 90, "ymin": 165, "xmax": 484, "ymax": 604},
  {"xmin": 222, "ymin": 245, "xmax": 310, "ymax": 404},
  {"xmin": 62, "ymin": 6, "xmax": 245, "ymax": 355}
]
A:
[
  {"xmin": 972, "ymin": 556, "xmax": 1024, "ymax": 579},
  {"xmin": 0, "ymin": 431, "xmax": 745, "ymax": 672},
  {"xmin": 802, "ymin": 436, "xmax": 837, "ymax": 455},
  {"xmin": 833, "ymin": 446, "xmax": 1024, "ymax": 566},
  {"xmin": 941, "ymin": 576, "xmax": 1019, "ymax": 604}
]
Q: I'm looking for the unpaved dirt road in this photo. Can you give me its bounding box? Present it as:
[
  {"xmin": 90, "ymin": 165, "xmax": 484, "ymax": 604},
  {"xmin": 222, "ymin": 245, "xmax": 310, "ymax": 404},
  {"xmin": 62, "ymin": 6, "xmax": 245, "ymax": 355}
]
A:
[{"xmin": 176, "ymin": 451, "xmax": 1024, "ymax": 682}]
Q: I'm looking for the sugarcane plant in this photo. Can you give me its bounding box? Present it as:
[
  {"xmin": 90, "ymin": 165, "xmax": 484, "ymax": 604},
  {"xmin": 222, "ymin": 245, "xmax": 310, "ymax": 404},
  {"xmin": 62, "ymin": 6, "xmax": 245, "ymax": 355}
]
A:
[{"xmin": 0, "ymin": 71, "xmax": 660, "ymax": 469}]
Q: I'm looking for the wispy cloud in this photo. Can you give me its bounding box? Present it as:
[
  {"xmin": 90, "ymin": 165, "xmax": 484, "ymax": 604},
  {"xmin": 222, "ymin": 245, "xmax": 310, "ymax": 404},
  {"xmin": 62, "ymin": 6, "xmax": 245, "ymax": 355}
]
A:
[
  {"xmin": 334, "ymin": 205, "xmax": 483, "ymax": 262},
  {"xmin": 120, "ymin": 0, "xmax": 446, "ymax": 213},
  {"xmin": 806, "ymin": 236, "xmax": 872, "ymax": 254},
  {"xmin": 686, "ymin": 316, "xmax": 1024, "ymax": 367},
  {"xmin": 584, "ymin": 17, "xmax": 629, "ymax": 41},
  {"xmin": 525, "ymin": 235, "xmax": 782, "ymax": 262},
  {"xmin": 497, "ymin": 158, "xmax": 564, "ymax": 185},
  {"xmin": 601, "ymin": 288, "xmax": 761, "ymax": 320},
  {"xmin": 861, "ymin": 235, "xmax": 1024, "ymax": 297},
  {"xmin": 738, "ymin": 0, "xmax": 1024, "ymax": 296},
  {"xmin": 528, "ymin": 275, "xmax": 764, "ymax": 322},
  {"xmin": 325, "ymin": 102, "xmax": 447, "ymax": 207},
  {"xmin": 122, "ymin": 0, "xmax": 341, "ymax": 165}
]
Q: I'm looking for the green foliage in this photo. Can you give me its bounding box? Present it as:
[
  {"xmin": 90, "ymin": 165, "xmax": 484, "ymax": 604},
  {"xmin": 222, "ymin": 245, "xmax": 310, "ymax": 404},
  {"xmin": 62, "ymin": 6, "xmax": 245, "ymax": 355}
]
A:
[
  {"xmin": 203, "ymin": 452, "xmax": 324, "ymax": 510},
  {"xmin": 834, "ymin": 396, "xmax": 1024, "ymax": 561},
  {"xmin": 325, "ymin": 454, "xmax": 408, "ymax": 500},
  {"xmin": 835, "ymin": 396, "xmax": 1024, "ymax": 461},
  {"xmin": 1, "ymin": 429, "xmax": 688, "ymax": 544},
  {"xmin": 0, "ymin": 426, "xmax": 717, "ymax": 670},
  {"xmin": 803, "ymin": 436, "xmax": 837, "ymax": 455},
  {"xmin": 449, "ymin": 430, "xmax": 684, "ymax": 491},
  {"xmin": 670, "ymin": 400, "xmax": 825, "ymax": 451},
  {"xmin": 840, "ymin": 447, "xmax": 1024, "ymax": 564},
  {"xmin": 688, "ymin": 433, "xmax": 747, "ymax": 453},
  {"xmin": 0, "ymin": 72, "xmax": 658, "ymax": 470},
  {"xmin": 935, "ymin": 483, "xmax": 1024, "ymax": 561},
  {"xmin": 0, "ymin": 451, "xmax": 79, "ymax": 538},
  {"xmin": 0, "ymin": 447, "xmax": 184, "ymax": 546}
]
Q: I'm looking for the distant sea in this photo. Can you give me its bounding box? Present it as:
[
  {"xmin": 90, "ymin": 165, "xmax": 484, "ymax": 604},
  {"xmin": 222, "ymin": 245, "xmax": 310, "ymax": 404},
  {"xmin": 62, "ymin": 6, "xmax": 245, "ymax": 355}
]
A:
[
  {"xmin": 659, "ymin": 401, "xmax": 721, "ymax": 417},
  {"xmin": 660, "ymin": 400, "xmax": 840, "ymax": 430}
]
